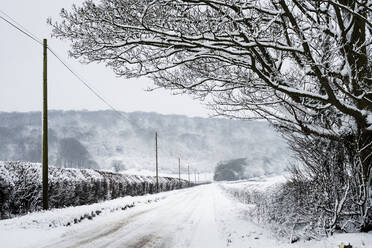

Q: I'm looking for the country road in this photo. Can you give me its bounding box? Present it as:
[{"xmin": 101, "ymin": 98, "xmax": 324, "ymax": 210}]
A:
[
  {"xmin": 2, "ymin": 182, "xmax": 371, "ymax": 248},
  {"xmin": 36, "ymin": 184, "xmax": 279, "ymax": 248}
]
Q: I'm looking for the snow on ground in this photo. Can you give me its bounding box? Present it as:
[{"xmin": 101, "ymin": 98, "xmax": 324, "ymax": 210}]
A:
[
  {"xmin": 218, "ymin": 175, "xmax": 372, "ymax": 248},
  {"xmin": 121, "ymin": 168, "xmax": 213, "ymax": 183},
  {"xmin": 219, "ymin": 174, "xmax": 288, "ymax": 192},
  {"xmin": 0, "ymin": 192, "xmax": 166, "ymax": 230},
  {"xmin": 0, "ymin": 181, "xmax": 371, "ymax": 248},
  {"xmin": 0, "ymin": 188, "xmax": 185, "ymax": 248}
]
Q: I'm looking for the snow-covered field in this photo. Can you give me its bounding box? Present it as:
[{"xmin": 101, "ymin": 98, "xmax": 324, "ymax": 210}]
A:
[
  {"xmin": 1, "ymin": 179, "xmax": 371, "ymax": 248},
  {"xmin": 121, "ymin": 168, "xmax": 213, "ymax": 183},
  {"xmin": 219, "ymin": 174, "xmax": 288, "ymax": 192}
]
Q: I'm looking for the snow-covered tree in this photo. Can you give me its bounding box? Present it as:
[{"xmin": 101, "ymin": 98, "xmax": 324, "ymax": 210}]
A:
[
  {"xmin": 50, "ymin": 0, "xmax": 371, "ymax": 228},
  {"xmin": 57, "ymin": 138, "xmax": 93, "ymax": 168}
]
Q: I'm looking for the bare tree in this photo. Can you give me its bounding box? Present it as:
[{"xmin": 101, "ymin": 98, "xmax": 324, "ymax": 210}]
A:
[
  {"xmin": 57, "ymin": 138, "xmax": 92, "ymax": 168},
  {"xmin": 49, "ymin": 0, "xmax": 371, "ymax": 227},
  {"xmin": 285, "ymin": 133, "xmax": 362, "ymax": 233}
]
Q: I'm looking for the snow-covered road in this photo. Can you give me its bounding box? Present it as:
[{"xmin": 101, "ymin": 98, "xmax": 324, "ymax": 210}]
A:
[
  {"xmin": 40, "ymin": 183, "xmax": 281, "ymax": 248},
  {"xmin": 1, "ymin": 182, "xmax": 371, "ymax": 248},
  {"xmin": 1, "ymin": 183, "xmax": 281, "ymax": 248}
]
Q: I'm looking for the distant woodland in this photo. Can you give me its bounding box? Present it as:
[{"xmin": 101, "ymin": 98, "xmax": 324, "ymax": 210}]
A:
[{"xmin": 0, "ymin": 110, "xmax": 290, "ymax": 174}]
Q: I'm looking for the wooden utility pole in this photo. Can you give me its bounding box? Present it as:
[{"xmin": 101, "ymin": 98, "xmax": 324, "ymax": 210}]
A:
[
  {"xmin": 194, "ymin": 170, "xmax": 197, "ymax": 184},
  {"xmin": 178, "ymin": 158, "xmax": 181, "ymax": 183},
  {"xmin": 42, "ymin": 39, "xmax": 48, "ymax": 210},
  {"xmin": 187, "ymin": 165, "xmax": 190, "ymax": 185},
  {"xmin": 155, "ymin": 132, "xmax": 159, "ymax": 191}
]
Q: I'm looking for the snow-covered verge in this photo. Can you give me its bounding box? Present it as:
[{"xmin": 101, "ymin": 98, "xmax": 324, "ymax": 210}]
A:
[
  {"xmin": 0, "ymin": 189, "xmax": 173, "ymax": 231},
  {"xmin": 219, "ymin": 175, "xmax": 372, "ymax": 245},
  {"xmin": 0, "ymin": 161, "xmax": 190, "ymax": 219}
]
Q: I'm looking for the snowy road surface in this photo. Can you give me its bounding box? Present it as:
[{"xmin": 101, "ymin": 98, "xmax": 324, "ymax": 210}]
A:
[
  {"xmin": 1, "ymin": 183, "xmax": 371, "ymax": 248},
  {"xmin": 1, "ymin": 184, "xmax": 282, "ymax": 248},
  {"xmin": 40, "ymin": 184, "xmax": 280, "ymax": 248}
]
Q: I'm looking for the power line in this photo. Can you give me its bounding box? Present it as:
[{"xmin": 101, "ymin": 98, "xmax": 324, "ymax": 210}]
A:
[
  {"xmin": 46, "ymin": 47, "xmax": 130, "ymax": 121},
  {"xmin": 0, "ymin": 9, "xmax": 43, "ymax": 44},
  {"xmin": 0, "ymin": 12, "xmax": 42, "ymax": 46},
  {"xmin": 0, "ymin": 10, "xmax": 130, "ymax": 122}
]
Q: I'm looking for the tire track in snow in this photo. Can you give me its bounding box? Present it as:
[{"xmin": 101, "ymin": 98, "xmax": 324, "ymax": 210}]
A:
[
  {"xmin": 41, "ymin": 207, "xmax": 158, "ymax": 248},
  {"xmin": 44, "ymin": 187, "xmax": 201, "ymax": 248},
  {"xmin": 103, "ymin": 188, "xmax": 203, "ymax": 248}
]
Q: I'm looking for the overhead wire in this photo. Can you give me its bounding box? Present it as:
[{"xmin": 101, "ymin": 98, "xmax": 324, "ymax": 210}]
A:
[
  {"xmin": 0, "ymin": 9, "xmax": 130, "ymax": 122},
  {"xmin": 0, "ymin": 10, "xmax": 43, "ymax": 46},
  {"xmin": 46, "ymin": 47, "xmax": 130, "ymax": 122}
]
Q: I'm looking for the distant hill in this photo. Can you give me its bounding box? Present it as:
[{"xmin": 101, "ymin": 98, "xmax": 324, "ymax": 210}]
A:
[{"xmin": 0, "ymin": 110, "xmax": 290, "ymax": 174}]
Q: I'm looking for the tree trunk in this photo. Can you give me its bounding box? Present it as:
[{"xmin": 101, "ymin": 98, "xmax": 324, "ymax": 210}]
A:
[{"xmin": 358, "ymin": 130, "xmax": 372, "ymax": 231}]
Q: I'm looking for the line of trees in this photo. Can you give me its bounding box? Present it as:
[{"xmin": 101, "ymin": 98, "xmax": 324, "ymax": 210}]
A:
[{"xmin": 49, "ymin": 0, "xmax": 371, "ymax": 231}]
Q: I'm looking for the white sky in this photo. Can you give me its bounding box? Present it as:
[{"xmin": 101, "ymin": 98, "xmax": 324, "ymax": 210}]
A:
[{"xmin": 0, "ymin": 0, "xmax": 210, "ymax": 117}]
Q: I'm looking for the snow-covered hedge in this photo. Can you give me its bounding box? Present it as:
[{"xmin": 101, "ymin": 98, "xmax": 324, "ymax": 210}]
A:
[
  {"xmin": 0, "ymin": 161, "xmax": 190, "ymax": 219},
  {"xmin": 220, "ymin": 176, "xmax": 369, "ymax": 242},
  {"xmin": 219, "ymin": 177, "xmax": 323, "ymax": 242}
]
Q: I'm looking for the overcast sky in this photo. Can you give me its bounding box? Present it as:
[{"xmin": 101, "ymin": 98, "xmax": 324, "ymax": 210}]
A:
[{"xmin": 0, "ymin": 0, "xmax": 210, "ymax": 117}]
